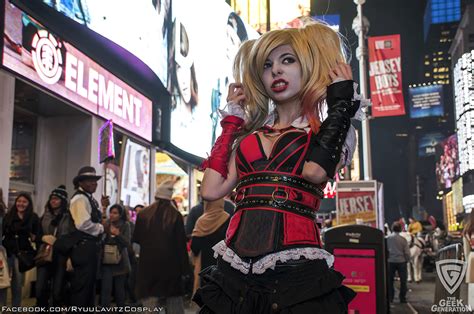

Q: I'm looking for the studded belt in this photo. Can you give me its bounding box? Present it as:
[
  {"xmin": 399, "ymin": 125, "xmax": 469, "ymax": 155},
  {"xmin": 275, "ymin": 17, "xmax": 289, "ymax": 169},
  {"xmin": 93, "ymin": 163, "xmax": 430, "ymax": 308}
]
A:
[{"xmin": 235, "ymin": 172, "xmax": 324, "ymax": 199}]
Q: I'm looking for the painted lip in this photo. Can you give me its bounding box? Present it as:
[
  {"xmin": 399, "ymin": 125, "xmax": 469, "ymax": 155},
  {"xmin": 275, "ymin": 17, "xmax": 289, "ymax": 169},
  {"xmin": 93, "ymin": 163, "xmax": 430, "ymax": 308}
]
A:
[{"xmin": 271, "ymin": 79, "xmax": 288, "ymax": 92}]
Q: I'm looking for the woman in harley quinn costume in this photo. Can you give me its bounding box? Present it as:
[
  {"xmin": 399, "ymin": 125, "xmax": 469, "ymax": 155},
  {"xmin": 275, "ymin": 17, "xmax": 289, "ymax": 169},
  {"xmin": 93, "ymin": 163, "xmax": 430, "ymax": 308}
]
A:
[{"xmin": 193, "ymin": 22, "xmax": 368, "ymax": 313}]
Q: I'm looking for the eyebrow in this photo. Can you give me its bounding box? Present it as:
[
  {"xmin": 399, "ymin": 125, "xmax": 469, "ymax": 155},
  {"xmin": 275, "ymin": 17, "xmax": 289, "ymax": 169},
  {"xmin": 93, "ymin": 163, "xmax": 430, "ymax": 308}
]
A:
[{"xmin": 265, "ymin": 52, "xmax": 295, "ymax": 63}]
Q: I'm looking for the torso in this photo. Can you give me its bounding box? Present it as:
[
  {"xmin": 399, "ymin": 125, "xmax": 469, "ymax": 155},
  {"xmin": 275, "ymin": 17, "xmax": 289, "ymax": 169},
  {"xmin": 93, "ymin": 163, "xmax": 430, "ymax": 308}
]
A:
[{"xmin": 226, "ymin": 127, "xmax": 324, "ymax": 259}]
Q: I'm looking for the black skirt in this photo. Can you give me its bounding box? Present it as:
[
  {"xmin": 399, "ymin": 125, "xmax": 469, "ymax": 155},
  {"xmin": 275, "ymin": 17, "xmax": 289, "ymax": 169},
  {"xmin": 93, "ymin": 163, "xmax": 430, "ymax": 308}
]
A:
[{"xmin": 193, "ymin": 257, "xmax": 356, "ymax": 314}]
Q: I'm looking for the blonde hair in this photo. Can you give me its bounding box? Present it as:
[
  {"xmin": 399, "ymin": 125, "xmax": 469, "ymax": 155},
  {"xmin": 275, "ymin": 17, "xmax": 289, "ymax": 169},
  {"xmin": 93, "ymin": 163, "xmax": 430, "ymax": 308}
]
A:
[{"xmin": 237, "ymin": 22, "xmax": 347, "ymax": 140}]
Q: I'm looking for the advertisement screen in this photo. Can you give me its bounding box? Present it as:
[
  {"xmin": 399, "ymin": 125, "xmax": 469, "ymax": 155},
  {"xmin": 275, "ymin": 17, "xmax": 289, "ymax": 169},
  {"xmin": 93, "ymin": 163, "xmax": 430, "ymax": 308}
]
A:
[
  {"xmin": 169, "ymin": 0, "xmax": 259, "ymax": 158},
  {"xmin": 435, "ymin": 134, "xmax": 460, "ymax": 190},
  {"xmin": 120, "ymin": 139, "xmax": 150, "ymax": 207},
  {"xmin": 333, "ymin": 248, "xmax": 377, "ymax": 314},
  {"xmin": 40, "ymin": 0, "xmax": 170, "ymax": 87},
  {"xmin": 408, "ymin": 85, "xmax": 444, "ymax": 118},
  {"xmin": 3, "ymin": 1, "xmax": 153, "ymax": 141},
  {"xmin": 418, "ymin": 132, "xmax": 445, "ymax": 157}
]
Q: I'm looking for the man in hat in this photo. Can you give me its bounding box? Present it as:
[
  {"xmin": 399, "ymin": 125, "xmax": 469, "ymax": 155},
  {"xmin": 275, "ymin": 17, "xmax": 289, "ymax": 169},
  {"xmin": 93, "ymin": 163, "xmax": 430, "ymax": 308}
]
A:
[
  {"xmin": 69, "ymin": 166, "xmax": 109, "ymax": 306},
  {"xmin": 133, "ymin": 180, "xmax": 190, "ymax": 314}
]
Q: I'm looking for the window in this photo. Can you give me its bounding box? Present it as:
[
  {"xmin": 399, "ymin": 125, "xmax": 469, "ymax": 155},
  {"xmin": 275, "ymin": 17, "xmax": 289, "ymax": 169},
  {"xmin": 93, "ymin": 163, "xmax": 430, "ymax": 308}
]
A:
[{"xmin": 10, "ymin": 110, "xmax": 37, "ymax": 184}]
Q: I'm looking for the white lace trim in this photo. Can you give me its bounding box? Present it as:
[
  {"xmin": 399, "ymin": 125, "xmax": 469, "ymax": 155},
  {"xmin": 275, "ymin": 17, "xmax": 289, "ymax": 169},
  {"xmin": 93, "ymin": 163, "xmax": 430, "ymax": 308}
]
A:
[{"xmin": 212, "ymin": 240, "xmax": 335, "ymax": 275}]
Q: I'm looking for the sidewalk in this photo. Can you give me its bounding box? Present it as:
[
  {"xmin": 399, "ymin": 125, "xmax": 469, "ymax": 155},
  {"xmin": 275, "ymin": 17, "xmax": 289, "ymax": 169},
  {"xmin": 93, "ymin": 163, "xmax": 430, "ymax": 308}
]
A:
[{"xmin": 390, "ymin": 270, "xmax": 469, "ymax": 314}]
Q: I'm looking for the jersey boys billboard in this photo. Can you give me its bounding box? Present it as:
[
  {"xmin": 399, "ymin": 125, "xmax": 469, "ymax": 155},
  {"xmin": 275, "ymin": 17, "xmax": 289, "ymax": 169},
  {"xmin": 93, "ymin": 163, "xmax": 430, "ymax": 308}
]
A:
[
  {"xmin": 368, "ymin": 34, "xmax": 406, "ymax": 118},
  {"xmin": 3, "ymin": 1, "xmax": 153, "ymax": 141}
]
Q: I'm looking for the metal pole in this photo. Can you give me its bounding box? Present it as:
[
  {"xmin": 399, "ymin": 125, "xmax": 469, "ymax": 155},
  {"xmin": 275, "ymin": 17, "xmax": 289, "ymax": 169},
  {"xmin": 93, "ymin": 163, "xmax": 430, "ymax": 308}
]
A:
[{"xmin": 354, "ymin": 0, "xmax": 373, "ymax": 180}]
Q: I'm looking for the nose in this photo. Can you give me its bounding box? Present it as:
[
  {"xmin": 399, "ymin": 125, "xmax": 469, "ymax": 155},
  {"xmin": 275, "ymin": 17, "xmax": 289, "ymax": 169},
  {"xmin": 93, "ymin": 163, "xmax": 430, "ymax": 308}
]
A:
[{"xmin": 271, "ymin": 63, "xmax": 282, "ymax": 77}]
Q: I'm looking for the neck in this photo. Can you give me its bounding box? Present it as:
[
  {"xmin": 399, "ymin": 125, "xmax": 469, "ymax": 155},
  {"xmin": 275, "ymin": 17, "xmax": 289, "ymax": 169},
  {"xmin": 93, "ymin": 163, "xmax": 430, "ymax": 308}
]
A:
[
  {"xmin": 273, "ymin": 100, "xmax": 302, "ymax": 128},
  {"xmin": 17, "ymin": 211, "xmax": 25, "ymax": 220}
]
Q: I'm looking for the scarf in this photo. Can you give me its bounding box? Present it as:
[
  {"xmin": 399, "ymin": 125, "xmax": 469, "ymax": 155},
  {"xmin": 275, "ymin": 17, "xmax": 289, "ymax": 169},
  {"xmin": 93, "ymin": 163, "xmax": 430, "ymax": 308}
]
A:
[{"xmin": 192, "ymin": 199, "xmax": 229, "ymax": 238}]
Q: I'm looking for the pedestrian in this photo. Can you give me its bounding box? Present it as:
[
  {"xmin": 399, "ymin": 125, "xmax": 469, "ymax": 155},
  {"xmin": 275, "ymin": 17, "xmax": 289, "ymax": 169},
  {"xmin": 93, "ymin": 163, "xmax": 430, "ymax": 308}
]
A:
[
  {"xmin": 69, "ymin": 166, "xmax": 109, "ymax": 306},
  {"xmin": 185, "ymin": 189, "xmax": 234, "ymax": 239},
  {"xmin": 194, "ymin": 21, "xmax": 363, "ymax": 313},
  {"xmin": 100, "ymin": 204, "xmax": 131, "ymax": 307},
  {"xmin": 387, "ymin": 221, "xmax": 410, "ymax": 303},
  {"xmin": 36, "ymin": 185, "xmax": 75, "ymax": 306},
  {"xmin": 463, "ymin": 210, "xmax": 474, "ymax": 307},
  {"xmin": 0, "ymin": 188, "xmax": 8, "ymax": 306},
  {"xmin": 3, "ymin": 192, "xmax": 40, "ymax": 307},
  {"xmin": 408, "ymin": 217, "xmax": 422, "ymax": 235},
  {"xmin": 133, "ymin": 180, "xmax": 190, "ymax": 314},
  {"xmin": 191, "ymin": 198, "xmax": 230, "ymax": 295}
]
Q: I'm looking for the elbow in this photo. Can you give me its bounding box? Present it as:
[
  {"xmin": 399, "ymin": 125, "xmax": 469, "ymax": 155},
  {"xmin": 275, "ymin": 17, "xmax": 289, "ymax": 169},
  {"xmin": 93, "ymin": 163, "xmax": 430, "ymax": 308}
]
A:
[
  {"xmin": 302, "ymin": 161, "xmax": 328, "ymax": 184},
  {"xmin": 200, "ymin": 186, "xmax": 222, "ymax": 201}
]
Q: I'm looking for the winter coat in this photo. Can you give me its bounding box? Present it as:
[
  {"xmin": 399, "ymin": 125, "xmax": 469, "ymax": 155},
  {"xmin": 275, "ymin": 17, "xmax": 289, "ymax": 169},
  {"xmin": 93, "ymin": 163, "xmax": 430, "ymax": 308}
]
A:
[
  {"xmin": 132, "ymin": 201, "xmax": 190, "ymax": 299},
  {"xmin": 3, "ymin": 212, "xmax": 40, "ymax": 257}
]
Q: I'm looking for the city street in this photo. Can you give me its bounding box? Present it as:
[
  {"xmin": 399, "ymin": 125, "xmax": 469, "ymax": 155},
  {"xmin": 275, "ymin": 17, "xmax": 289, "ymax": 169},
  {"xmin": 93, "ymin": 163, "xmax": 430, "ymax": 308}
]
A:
[{"xmin": 390, "ymin": 270, "xmax": 469, "ymax": 314}]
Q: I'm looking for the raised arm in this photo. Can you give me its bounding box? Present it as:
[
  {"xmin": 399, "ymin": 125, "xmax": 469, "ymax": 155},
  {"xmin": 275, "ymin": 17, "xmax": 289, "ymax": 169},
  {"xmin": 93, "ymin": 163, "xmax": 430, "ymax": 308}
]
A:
[
  {"xmin": 200, "ymin": 83, "xmax": 245, "ymax": 200},
  {"xmin": 303, "ymin": 63, "xmax": 360, "ymax": 184}
]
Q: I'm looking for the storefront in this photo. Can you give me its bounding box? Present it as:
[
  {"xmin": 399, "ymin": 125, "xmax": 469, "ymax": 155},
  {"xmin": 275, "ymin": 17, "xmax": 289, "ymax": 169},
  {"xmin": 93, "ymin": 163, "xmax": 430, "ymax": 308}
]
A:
[{"xmin": 1, "ymin": 0, "xmax": 162, "ymax": 213}]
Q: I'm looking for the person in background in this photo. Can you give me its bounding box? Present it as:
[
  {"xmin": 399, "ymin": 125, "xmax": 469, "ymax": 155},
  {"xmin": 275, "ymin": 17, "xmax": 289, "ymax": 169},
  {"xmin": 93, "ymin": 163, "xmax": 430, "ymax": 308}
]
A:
[
  {"xmin": 0, "ymin": 188, "xmax": 7, "ymax": 306},
  {"xmin": 408, "ymin": 217, "xmax": 423, "ymax": 235},
  {"xmin": 185, "ymin": 189, "xmax": 234, "ymax": 239},
  {"xmin": 463, "ymin": 211, "xmax": 474, "ymax": 307},
  {"xmin": 191, "ymin": 198, "xmax": 230, "ymax": 295},
  {"xmin": 133, "ymin": 180, "xmax": 190, "ymax": 314},
  {"xmin": 69, "ymin": 166, "xmax": 109, "ymax": 306},
  {"xmin": 3, "ymin": 192, "xmax": 40, "ymax": 306},
  {"xmin": 100, "ymin": 204, "xmax": 131, "ymax": 307},
  {"xmin": 387, "ymin": 221, "xmax": 410, "ymax": 303},
  {"xmin": 36, "ymin": 185, "xmax": 75, "ymax": 307}
]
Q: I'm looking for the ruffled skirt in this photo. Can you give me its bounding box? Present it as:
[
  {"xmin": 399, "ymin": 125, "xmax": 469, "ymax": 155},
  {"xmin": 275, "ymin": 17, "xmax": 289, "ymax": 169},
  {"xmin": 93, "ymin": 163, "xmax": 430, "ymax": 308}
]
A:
[{"xmin": 193, "ymin": 258, "xmax": 356, "ymax": 313}]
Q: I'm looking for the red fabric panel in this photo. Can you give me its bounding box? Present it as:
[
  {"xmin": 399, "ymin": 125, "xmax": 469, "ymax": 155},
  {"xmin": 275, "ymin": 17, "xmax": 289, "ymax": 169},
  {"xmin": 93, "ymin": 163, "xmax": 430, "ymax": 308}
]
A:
[
  {"xmin": 283, "ymin": 213, "xmax": 318, "ymax": 246},
  {"xmin": 225, "ymin": 210, "xmax": 243, "ymax": 245},
  {"xmin": 239, "ymin": 134, "xmax": 264, "ymax": 164}
]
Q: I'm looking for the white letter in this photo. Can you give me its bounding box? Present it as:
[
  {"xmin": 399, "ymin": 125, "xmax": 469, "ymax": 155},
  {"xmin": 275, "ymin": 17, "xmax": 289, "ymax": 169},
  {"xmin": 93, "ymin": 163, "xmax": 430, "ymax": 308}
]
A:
[
  {"xmin": 134, "ymin": 98, "xmax": 143, "ymax": 127},
  {"xmin": 88, "ymin": 68, "xmax": 99, "ymax": 104},
  {"xmin": 98, "ymin": 75, "xmax": 114, "ymax": 110},
  {"xmin": 64, "ymin": 52, "xmax": 77, "ymax": 92},
  {"xmin": 76, "ymin": 60, "xmax": 88, "ymax": 98},
  {"xmin": 114, "ymin": 85, "xmax": 123, "ymax": 117},
  {"xmin": 122, "ymin": 90, "xmax": 134, "ymax": 123}
]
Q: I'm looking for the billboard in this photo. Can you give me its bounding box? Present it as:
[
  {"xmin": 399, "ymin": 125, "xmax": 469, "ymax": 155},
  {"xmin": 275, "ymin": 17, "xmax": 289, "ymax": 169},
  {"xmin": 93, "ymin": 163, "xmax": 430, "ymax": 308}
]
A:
[
  {"xmin": 418, "ymin": 132, "xmax": 445, "ymax": 157},
  {"xmin": 435, "ymin": 134, "xmax": 460, "ymax": 190},
  {"xmin": 368, "ymin": 34, "xmax": 406, "ymax": 117},
  {"xmin": 408, "ymin": 85, "xmax": 444, "ymax": 118},
  {"xmin": 168, "ymin": 0, "xmax": 259, "ymax": 158},
  {"xmin": 3, "ymin": 1, "xmax": 153, "ymax": 141},
  {"xmin": 39, "ymin": 0, "xmax": 171, "ymax": 87},
  {"xmin": 336, "ymin": 181, "xmax": 379, "ymax": 227},
  {"xmin": 454, "ymin": 52, "xmax": 474, "ymax": 176}
]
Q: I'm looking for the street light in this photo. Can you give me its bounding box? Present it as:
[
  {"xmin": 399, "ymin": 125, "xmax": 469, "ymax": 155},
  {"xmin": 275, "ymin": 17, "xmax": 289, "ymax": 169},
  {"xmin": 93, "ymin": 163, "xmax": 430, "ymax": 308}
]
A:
[{"xmin": 352, "ymin": 0, "xmax": 373, "ymax": 180}]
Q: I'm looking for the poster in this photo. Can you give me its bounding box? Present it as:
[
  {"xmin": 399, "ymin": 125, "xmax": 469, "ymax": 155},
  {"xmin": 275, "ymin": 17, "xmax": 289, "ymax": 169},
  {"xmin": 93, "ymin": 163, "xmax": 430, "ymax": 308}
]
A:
[
  {"xmin": 368, "ymin": 34, "xmax": 406, "ymax": 117},
  {"xmin": 120, "ymin": 139, "xmax": 150, "ymax": 207}
]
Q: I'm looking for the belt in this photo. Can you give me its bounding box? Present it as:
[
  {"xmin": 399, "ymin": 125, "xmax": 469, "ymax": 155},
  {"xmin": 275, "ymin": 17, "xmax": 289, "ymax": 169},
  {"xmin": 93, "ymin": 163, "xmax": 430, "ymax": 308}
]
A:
[
  {"xmin": 235, "ymin": 172, "xmax": 324, "ymax": 199},
  {"xmin": 235, "ymin": 195, "xmax": 317, "ymax": 220}
]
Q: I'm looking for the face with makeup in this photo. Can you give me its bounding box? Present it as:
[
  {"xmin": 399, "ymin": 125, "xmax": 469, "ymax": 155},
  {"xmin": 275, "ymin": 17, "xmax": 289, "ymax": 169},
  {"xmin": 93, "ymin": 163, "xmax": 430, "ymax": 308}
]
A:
[{"xmin": 262, "ymin": 44, "xmax": 302, "ymax": 106}]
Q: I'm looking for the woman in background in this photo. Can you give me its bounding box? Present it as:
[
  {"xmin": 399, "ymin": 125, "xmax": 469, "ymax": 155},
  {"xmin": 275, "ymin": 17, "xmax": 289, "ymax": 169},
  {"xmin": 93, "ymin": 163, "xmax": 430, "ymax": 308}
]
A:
[{"xmin": 3, "ymin": 192, "xmax": 40, "ymax": 307}]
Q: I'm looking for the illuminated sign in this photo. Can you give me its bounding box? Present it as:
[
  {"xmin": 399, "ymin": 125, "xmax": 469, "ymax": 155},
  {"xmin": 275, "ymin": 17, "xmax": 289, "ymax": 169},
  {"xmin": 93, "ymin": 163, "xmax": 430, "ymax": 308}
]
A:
[
  {"xmin": 408, "ymin": 85, "xmax": 444, "ymax": 118},
  {"xmin": 435, "ymin": 135, "xmax": 460, "ymax": 190},
  {"xmin": 418, "ymin": 132, "xmax": 445, "ymax": 157},
  {"xmin": 2, "ymin": 2, "xmax": 152, "ymax": 141},
  {"xmin": 453, "ymin": 52, "xmax": 474, "ymax": 175}
]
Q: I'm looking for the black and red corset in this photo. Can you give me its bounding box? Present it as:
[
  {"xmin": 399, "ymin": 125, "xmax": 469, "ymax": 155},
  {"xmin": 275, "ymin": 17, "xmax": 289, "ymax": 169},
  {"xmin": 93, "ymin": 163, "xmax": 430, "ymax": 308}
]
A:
[{"xmin": 226, "ymin": 128, "xmax": 325, "ymax": 258}]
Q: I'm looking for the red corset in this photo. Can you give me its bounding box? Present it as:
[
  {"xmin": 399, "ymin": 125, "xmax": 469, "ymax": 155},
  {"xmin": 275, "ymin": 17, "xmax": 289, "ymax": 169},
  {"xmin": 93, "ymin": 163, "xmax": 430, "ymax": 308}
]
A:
[{"xmin": 226, "ymin": 128, "xmax": 324, "ymax": 258}]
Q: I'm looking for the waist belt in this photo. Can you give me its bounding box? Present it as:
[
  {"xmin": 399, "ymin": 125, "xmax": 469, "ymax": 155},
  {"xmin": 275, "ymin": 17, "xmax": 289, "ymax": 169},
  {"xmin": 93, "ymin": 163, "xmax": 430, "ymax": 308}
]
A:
[
  {"xmin": 235, "ymin": 196, "xmax": 316, "ymax": 219},
  {"xmin": 235, "ymin": 173, "xmax": 324, "ymax": 198},
  {"xmin": 234, "ymin": 172, "xmax": 323, "ymax": 219}
]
